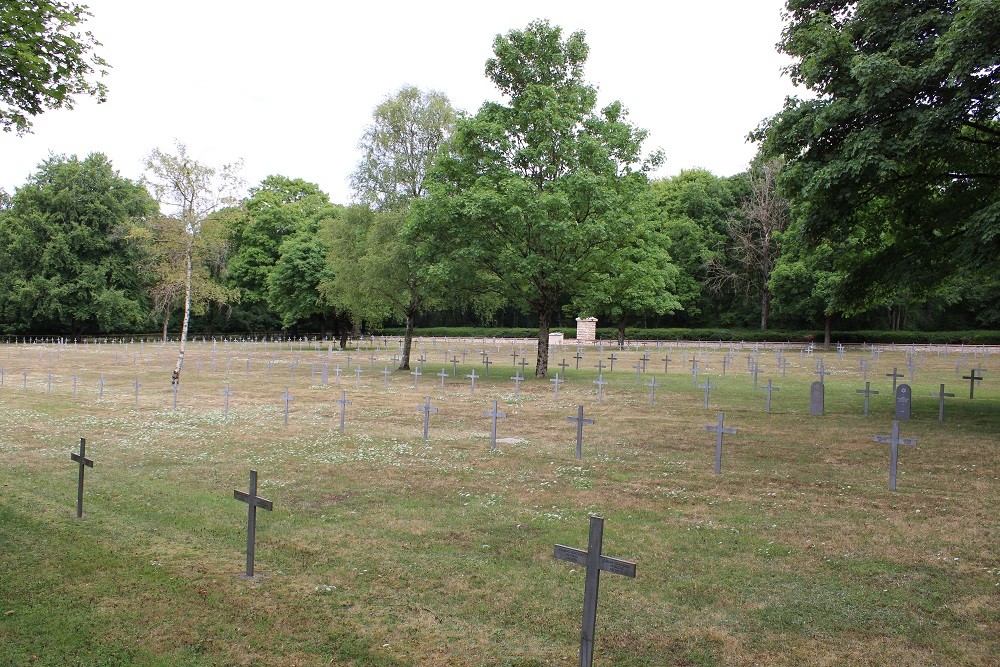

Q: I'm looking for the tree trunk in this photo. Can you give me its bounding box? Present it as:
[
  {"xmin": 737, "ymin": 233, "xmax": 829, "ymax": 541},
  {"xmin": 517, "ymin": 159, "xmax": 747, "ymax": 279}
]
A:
[
  {"xmin": 760, "ymin": 287, "xmax": 770, "ymax": 330},
  {"xmin": 823, "ymin": 314, "xmax": 832, "ymax": 350},
  {"xmin": 399, "ymin": 307, "xmax": 415, "ymax": 371},
  {"xmin": 173, "ymin": 239, "xmax": 193, "ymax": 383},
  {"xmin": 535, "ymin": 309, "xmax": 551, "ymax": 378},
  {"xmin": 161, "ymin": 313, "xmax": 169, "ymax": 343},
  {"xmin": 617, "ymin": 318, "xmax": 626, "ymax": 348}
]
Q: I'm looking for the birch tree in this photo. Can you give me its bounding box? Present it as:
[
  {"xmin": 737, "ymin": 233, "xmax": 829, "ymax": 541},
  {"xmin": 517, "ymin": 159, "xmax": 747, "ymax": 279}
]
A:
[{"xmin": 143, "ymin": 142, "xmax": 242, "ymax": 383}]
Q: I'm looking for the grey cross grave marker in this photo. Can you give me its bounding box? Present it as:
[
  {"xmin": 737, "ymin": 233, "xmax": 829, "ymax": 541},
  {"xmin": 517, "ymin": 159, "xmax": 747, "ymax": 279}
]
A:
[
  {"xmin": 335, "ymin": 389, "xmax": 352, "ymax": 434},
  {"xmin": 874, "ymin": 421, "xmax": 917, "ymax": 491},
  {"xmin": 133, "ymin": 378, "xmax": 142, "ymax": 406},
  {"xmin": 411, "ymin": 368, "xmax": 422, "ymax": 390},
  {"xmin": 354, "ymin": 367, "xmax": 363, "ymax": 389},
  {"xmin": 886, "ymin": 367, "xmax": 904, "ymax": 395},
  {"xmin": 22, "ymin": 370, "xmax": 27, "ymax": 389},
  {"xmin": 929, "ymin": 384, "xmax": 954, "ymax": 421},
  {"xmin": 559, "ymin": 358, "xmax": 570, "ymax": 375},
  {"xmin": 234, "ymin": 469, "xmax": 273, "ymax": 578},
  {"xmin": 593, "ymin": 374, "xmax": 607, "ymax": 403},
  {"xmin": 704, "ymin": 412, "xmax": 737, "ymax": 474},
  {"xmin": 98, "ymin": 376, "xmax": 105, "ymax": 399},
  {"xmin": 691, "ymin": 359, "xmax": 699, "ymax": 386},
  {"xmin": 567, "ymin": 405, "xmax": 595, "ymax": 460},
  {"xmin": 383, "ymin": 366, "xmax": 393, "ymax": 389},
  {"xmin": 662, "ymin": 354, "xmax": 670, "ymax": 374},
  {"xmin": 574, "ymin": 350, "xmax": 584, "ymax": 370},
  {"xmin": 551, "ymin": 372, "xmax": 563, "ymax": 398},
  {"xmin": 511, "ymin": 372, "xmax": 523, "ymax": 398},
  {"xmin": 758, "ymin": 378, "xmax": 779, "ymax": 413},
  {"xmin": 895, "ymin": 384, "xmax": 912, "ymax": 421},
  {"xmin": 483, "ymin": 355, "xmax": 493, "ymax": 378},
  {"xmin": 606, "ymin": 352, "xmax": 617, "ymax": 372},
  {"xmin": 281, "ymin": 388, "xmax": 293, "ymax": 427},
  {"xmin": 699, "ymin": 377, "xmax": 716, "ymax": 409},
  {"xmin": 809, "ymin": 381, "xmax": 825, "ymax": 416},
  {"xmin": 962, "ymin": 368, "xmax": 984, "ymax": 399},
  {"xmin": 322, "ymin": 363, "xmax": 329, "ymax": 385},
  {"xmin": 450, "ymin": 355, "xmax": 459, "ymax": 376},
  {"xmin": 856, "ymin": 382, "xmax": 879, "ymax": 417},
  {"xmin": 645, "ymin": 375, "xmax": 659, "ymax": 406},
  {"xmin": 70, "ymin": 437, "xmax": 94, "ymax": 519},
  {"xmin": 466, "ymin": 368, "xmax": 478, "ymax": 395},
  {"xmin": 417, "ymin": 396, "xmax": 438, "ymax": 443},
  {"xmin": 484, "ymin": 400, "xmax": 506, "ymax": 452},
  {"xmin": 861, "ymin": 358, "xmax": 868, "ymax": 381},
  {"xmin": 71, "ymin": 375, "xmax": 78, "ymax": 396},
  {"xmin": 222, "ymin": 383, "xmax": 232, "ymax": 418},
  {"xmin": 553, "ymin": 515, "xmax": 636, "ymax": 667}
]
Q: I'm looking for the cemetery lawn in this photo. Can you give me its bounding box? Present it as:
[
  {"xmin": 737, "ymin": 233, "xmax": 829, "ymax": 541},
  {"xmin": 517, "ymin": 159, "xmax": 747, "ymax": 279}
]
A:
[{"xmin": 0, "ymin": 340, "xmax": 997, "ymax": 666}]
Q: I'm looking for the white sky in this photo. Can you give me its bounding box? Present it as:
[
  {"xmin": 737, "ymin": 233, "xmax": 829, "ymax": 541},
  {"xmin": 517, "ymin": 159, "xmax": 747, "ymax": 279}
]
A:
[{"xmin": 1, "ymin": 0, "xmax": 800, "ymax": 204}]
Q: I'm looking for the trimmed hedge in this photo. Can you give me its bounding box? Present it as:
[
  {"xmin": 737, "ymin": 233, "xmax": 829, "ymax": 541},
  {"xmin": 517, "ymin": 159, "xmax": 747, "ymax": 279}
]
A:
[{"xmin": 373, "ymin": 326, "xmax": 1000, "ymax": 345}]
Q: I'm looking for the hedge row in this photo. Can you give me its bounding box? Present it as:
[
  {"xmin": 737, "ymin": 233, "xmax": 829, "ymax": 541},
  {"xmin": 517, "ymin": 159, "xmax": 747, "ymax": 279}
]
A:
[{"xmin": 374, "ymin": 326, "xmax": 1000, "ymax": 345}]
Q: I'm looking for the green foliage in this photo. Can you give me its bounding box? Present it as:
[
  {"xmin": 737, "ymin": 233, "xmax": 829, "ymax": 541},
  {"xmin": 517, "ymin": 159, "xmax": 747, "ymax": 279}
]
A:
[
  {"xmin": 265, "ymin": 214, "xmax": 339, "ymax": 329},
  {"xmin": 755, "ymin": 0, "xmax": 1000, "ymax": 305},
  {"xmin": 351, "ymin": 86, "xmax": 457, "ymax": 211},
  {"xmin": 0, "ymin": 153, "xmax": 156, "ymax": 334},
  {"xmin": 0, "ymin": 0, "xmax": 108, "ymax": 133},
  {"xmin": 412, "ymin": 20, "xmax": 667, "ymax": 375}
]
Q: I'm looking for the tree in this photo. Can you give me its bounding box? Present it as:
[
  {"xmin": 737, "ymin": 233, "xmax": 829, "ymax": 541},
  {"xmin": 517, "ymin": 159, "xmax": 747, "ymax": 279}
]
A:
[
  {"xmin": 706, "ymin": 160, "xmax": 790, "ymax": 329},
  {"xmin": 349, "ymin": 86, "xmax": 456, "ymax": 369},
  {"xmin": 351, "ymin": 86, "xmax": 457, "ymax": 211},
  {"xmin": 0, "ymin": 1, "xmax": 108, "ymax": 134},
  {"xmin": 412, "ymin": 20, "xmax": 665, "ymax": 377},
  {"xmin": 143, "ymin": 142, "xmax": 242, "ymax": 383},
  {"xmin": 0, "ymin": 153, "xmax": 155, "ymax": 335},
  {"xmin": 228, "ymin": 176, "xmax": 331, "ymax": 331},
  {"xmin": 753, "ymin": 0, "xmax": 1000, "ymax": 306}
]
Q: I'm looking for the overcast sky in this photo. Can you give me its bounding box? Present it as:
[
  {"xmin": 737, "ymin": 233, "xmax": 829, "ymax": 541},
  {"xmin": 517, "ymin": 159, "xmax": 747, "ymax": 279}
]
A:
[{"xmin": 1, "ymin": 0, "xmax": 801, "ymax": 204}]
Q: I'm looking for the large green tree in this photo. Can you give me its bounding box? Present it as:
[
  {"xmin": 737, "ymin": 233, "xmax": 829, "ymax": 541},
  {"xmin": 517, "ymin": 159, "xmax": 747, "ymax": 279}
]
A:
[
  {"xmin": 0, "ymin": 153, "xmax": 155, "ymax": 335},
  {"xmin": 347, "ymin": 86, "xmax": 457, "ymax": 369},
  {"xmin": 754, "ymin": 0, "xmax": 1000, "ymax": 305},
  {"xmin": 0, "ymin": 1, "xmax": 108, "ymax": 134},
  {"xmin": 412, "ymin": 20, "xmax": 665, "ymax": 377}
]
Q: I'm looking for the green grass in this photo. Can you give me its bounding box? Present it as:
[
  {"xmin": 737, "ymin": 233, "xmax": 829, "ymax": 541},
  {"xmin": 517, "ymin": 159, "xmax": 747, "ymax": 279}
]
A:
[{"xmin": 0, "ymin": 340, "xmax": 997, "ymax": 665}]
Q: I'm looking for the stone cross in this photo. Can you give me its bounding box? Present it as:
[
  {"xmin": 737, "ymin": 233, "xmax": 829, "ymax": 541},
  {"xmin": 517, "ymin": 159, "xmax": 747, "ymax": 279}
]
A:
[
  {"xmin": 594, "ymin": 360, "xmax": 606, "ymax": 375},
  {"xmin": 886, "ymin": 367, "xmax": 904, "ymax": 395},
  {"xmin": 634, "ymin": 360, "xmax": 643, "ymax": 383},
  {"xmin": 894, "ymin": 384, "xmax": 912, "ymax": 421},
  {"xmin": 518, "ymin": 358, "xmax": 529, "ymax": 376},
  {"xmin": 860, "ymin": 358, "xmax": 868, "ymax": 381},
  {"xmin": 566, "ymin": 405, "xmax": 595, "ymax": 460},
  {"xmin": 418, "ymin": 396, "xmax": 438, "ymax": 443},
  {"xmin": 47, "ymin": 373, "xmax": 52, "ymax": 394},
  {"xmin": 466, "ymin": 368, "xmax": 478, "ymax": 395},
  {"xmin": 234, "ymin": 469, "xmax": 273, "ymax": 578},
  {"xmin": 814, "ymin": 363, "xmax": 828, "ymax": 384},
  {"xmin": 662, "ymin": 354, "xmax": 670, "ymax": 374},
  {"xmin": 559, "ymin": 358, "xmax": 570, "ymax": 376},
  {"xmin": 382, "ymin": 366, "xmax": 392, "ymax": 389},
  {"xmin": 483, "ymin": 400, "xmax": 507, "ymax": 452},
  {"xmin": 281, "ymin": 388, "xmax": 293, "ymax": 427},
  {"xmin": 704, "ymin": 412, "xmax": 738, "ymax": 475},
  {"xmin": 431, "ymin": 367, "xmax": 444, "ymax": 389},
  {"xmin": 554, "ymin": 515, "xmax": 636, "ymax": 667},
  {"xmin": 511, "ymin": 350, "xmax": 519, "ymax": 367},
  {"xmin": 354, "ymin": 367, "xmax": 363, "ymax": 389},
  {"xmin": 690, "ymin": 359, "xmax": 699, "ymax": 386},
  {"xmin": 699, "ymin": 377, "xmax": 716, "ymax": 409},
  {"xmin": 335, "ymin": 389, "xmax": 352, "ymax": 434},
  {"xmin": 322, "ymin": 363, "xmax": 329, "ymax": 385},
  {"xmin": 222, "ymin": 383, "xmax": 232, "ymax": 418},
  {"xmin": 874, "ymin": 421, "xmax": 917, "ymax": 491},
  {"xmin": 98, "ymin": 376, "xmax": 105, "ymax": 399},
  {"xmin": 550, "ymin": 373, "xmax": 564, "ymax": 398},
  {"xmin": 70, "ymin": 437, "xmax": 94, "ymax": 519},
  {"xmin": 758, "ymin": 378, "xmax": 779, "ymax": 413},
  {"xmin": 929, "ymin": 384, "xmax": 954, "ymax": 421},
  {"xmin": 962, "ymin": 368, "xmax": 984, "ymax": 399},
  {"xmin": 71, "ymin": 375, "xmax": 78, "ymax": 396},
  {"xmin": 606, "ymin": 352, "xmax": 617, "ymax": 372},
  {"xmin": 483, "ymin": 355, "xmax": 493, "ymax": 378},
  {"xmin": 856, "ymin": 382, "xmax": 879, "ymax": 417},
  {"xmin": 448, "ymin": 355, "xmax": 459, "ymax": 376},
  {"xmin": 511, "ymin": 372, "xmax": 522, "ymax": 399},
  {"xmin": 573, "ymin": 351, "xmax": 584, "ymax": 370},
  {"xmin": 645, "ymin": 375, "xmax": 659, "ymax": 406},
  {"xmin": 133, "ymin": 378, "xmax": 142, "ymax": 405},
  {"xmin": 750, "ymin": 359, "xmax": 760, "ymax": 388},
  {"xmin": 593, "ymin": 374, "xmax": 607, "ymax": 404},
  {"xmin": 809, "ymin": 381, "xmax": 825, "ymax": 416}
]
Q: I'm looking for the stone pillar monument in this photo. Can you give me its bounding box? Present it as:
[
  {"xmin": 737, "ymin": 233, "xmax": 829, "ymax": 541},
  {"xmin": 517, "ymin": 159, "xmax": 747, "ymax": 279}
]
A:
[{"xmin": 575, "ymin": 317, "xmax": 598, "ymax": 343}]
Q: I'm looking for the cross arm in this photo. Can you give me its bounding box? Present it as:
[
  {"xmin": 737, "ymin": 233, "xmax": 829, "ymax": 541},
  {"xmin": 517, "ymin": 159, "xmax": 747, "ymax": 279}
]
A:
[
  {"xmin": 553, "ymin": 545, "xmax": 637, "ymax": 578},
  {"xmin": 71, "ymin": 453, "xmax": 94, "ymax": 467},
  {"xmin": 234, "ymin": 490, "xmax": 274, "ymax": 511}
]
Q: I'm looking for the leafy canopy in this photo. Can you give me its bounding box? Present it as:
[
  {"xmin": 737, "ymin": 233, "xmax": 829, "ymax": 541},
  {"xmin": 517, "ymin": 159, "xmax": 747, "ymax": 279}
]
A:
[
  {"xmin": 754, "ymin": 0, "xmax": 1000, "ymax": 304},
  {"xmin": 0, "ymin": 1, "xmax": 108, "ymax": 133}
]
